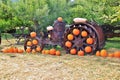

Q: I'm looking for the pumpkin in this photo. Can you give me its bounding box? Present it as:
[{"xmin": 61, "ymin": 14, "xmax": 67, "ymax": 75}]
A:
[
  {"xmin": 72, "ymin": 28, "xmax": 80, "ymax": 36},
  {"xmin": 56, "ymin": 50, "xmax": 61, "ymax": 56},
  {"xmin": 85, "ymin": 46, "xmax": 92, "ymax": 53},
  {"xmin": 114, "ymin": 51, "xmax": 120, "ymax": 58},
  {"xmin": 2, "ymin": 48, "xmax": 8, "ymax": 53},
  {"xmin": 32, "ymin": 49, "xmax": 36, "ymax": 54},
  {"xmin": 8, "ymin": 47, "xmax": 14, "ymax": 53},
  {"xmin": 36, "ymin": 46, "xmax": 41, "ymax": 52},
  {"xmin": 18, "ymin": 49, "xmax": 24, "ymax": 53},
  {"xmin": 57, "ymin": 17, "xmax": 63, "ymax": 22},
  {"xmin": 67, "ymin": 34, "xmax": 74, "ymax": 40},
  {"xmin": 108, "ymin": 53, "xmax": 114, "ymax": 57},
  {"xmin": 70, "ymin": 48, "xmax": 77, "ymax": 55},
  {"xmin": 50, "ymin": 48, "xmax": 56, "ymax": 55},
  {"xmin": 78, "ymin": 50, "xmax": 84, "ymax": 56},
  {"xmin": 27, "ymin": 41, "xmax": 32, "ymax": 46},
  {"xmin": 30, "ymin": 32, "xmax": 37, "ymax": 38},
  {"xmin": 42, "ymin": 50, "xmax": 45, "ymax": 54},
  {"xmin": 45, "ymin": 50, "xmax": 50, "ymax": 54},
  {"xmin": 32, "ymin": 39, "xmax": 38, "ymax": 45},
  {"xmin": 65, "ymin": 41, "xmax": 72, "ymax": 48},
  {"xmin": 95, "ymin": 51, "xmax": 100, "ymax": 56},
  {"xmin": 13, "ymin": 47, "xmax": 18, "ymax": 53},
  {"xmin": 26, "ymin": 47, "xmax": 31, "ymax": 53},
  {"xmin": 86, "ymin": 37, "xmax": 94, "ymax": 44},
  {"xmin": 100, "ymin": 49, "xmax": 107, "ymax": 57},
  {"xmin": 81, "ymin": 30, "xmax": 88, "ymax": 37}
]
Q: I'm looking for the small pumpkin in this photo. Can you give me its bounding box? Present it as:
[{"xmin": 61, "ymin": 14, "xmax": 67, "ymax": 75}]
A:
[
  {"xmin": 26, "ymin": 47, "xmax": 31, "ymax": 53},
  {"xmin": 85, "ymin": 46, "xmax": 92, "ymax": 53},
  {"xmin": 32, "ymin": 39, "xmax": 38, "ymax": 45},
  {"xmin": 100, "ymin": 49, "xmax": 107, "ymax": 57},
  {"xmin": 81, "ymin": 30, "xmax": 88, "ymax": 37},
  {"xmin": 65, "ymin": 41, "xmax": 72, "ymax": 48},
  {"xmin": 78, "ymin": 50, "xmax": 84, "ymax": 56},
  {"xmin": 70, "ymin": 48, "xmax": 77, "ymax": 55},
  {"xmin": 95, "ymin": 51, "xmax": 100, "ymax": 56},
  {"xmin": 36, "ymin": 46, "xmax": 41, "ymax": 52},
  {"xmin": 56, "ymin": 50, "xmax": 61, "ymax": 56},
  {"xmin": 50, "ymin": 48, "xmax": 56, "ymax": 55},
  {"xmin": 13, "ymin": 47, "xmax": 18, "ymax": 53},
  {"xmin": 67, "ymin": 34, "xmax": 74, "ymax": 40},
  {"xmin": 86, "ymin": 37, "xmax": 94, "ymax": 44},
  {"xmin": 42, "ymin": 49, "xmax": 45, "ymax": 54},
  {"xmin": 32, "ymin": 49, "xmax": 36, "ymax": 54},
  {"xmin": 108, "ymin": 53, "xmax": 114, "ymax": 57},
  {"xmin": 45, "ymin": 50, "xmax": 50, "ymax": 54},
  {"xmin": 30, "ymin": 32, "xmax": 37, "ymax": 38},
  {"xmin": 72, "ymin": 28, "xmax": 80, "ymax": 36},
  {"xmin": 57, "ymin": 17, "xmax": 63, "ymax": 22},
  {"xmin": 114, "ymin": 51, "xmax": 120, "ymax": 58},
  {"xmin": 27, "ymin": 41, "xmax": 32, "ymax": 46},
  {"xmin": 18, "ymin": 49, "xmax": 24, "ymax": 53}
]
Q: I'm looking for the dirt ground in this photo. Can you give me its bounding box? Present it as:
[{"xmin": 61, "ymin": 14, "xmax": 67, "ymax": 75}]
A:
[{"xmin": 0, "ymin": 39, "xmax": 120, "ymax": 80}]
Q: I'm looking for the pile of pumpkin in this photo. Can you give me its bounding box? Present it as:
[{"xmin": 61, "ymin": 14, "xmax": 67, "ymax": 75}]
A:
[
  {"xmin": 25, "ymin": 32, "xmax": 61, "ymax": 56},
  {"xmin": 1, "ymin": 46, "xmax": 24, "ymax": 53},
  {"xmin": 64, "ymin": 28, "xmax": 94, "ymax": 55},
  {"xmin": 96, "ymin": 49, "xmax": 120, "ymax": 58}
]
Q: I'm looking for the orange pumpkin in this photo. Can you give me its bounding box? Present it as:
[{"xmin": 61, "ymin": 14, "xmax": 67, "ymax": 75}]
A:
[
  {"xmin": 50, "ymin": 48, "xmax": 56, "ymax": 55},
  {"xmin": 81, "ymin": 30, "xmax": 88, "ymax": 37},
  {"xmin": 67, "ymin": 34, "xmax": 74, "ymax": 40},
  {"xmin": 85, "ymin": 46, "xmax": 92, "ymax": 53},
  {"xmin": 65, "ymin": 41, "xmax": 72, "ymax": 48},
  {"xmin": 45, "ymin": 50, "xmax": 50, "ymax": 54},
  {"xmin": 95, "ymin": 51, "xmax": 100, "ymax": 56},
  {"xmin": 32, "ymin": 49, "xmax": 36, "ymax": 54},
  {"xmin": 32, "ymin": 39, "xmax": 38, "ymax": 45},
  {"xmin": 100, "ymin": 49, "xmax": 107, "ymax": 57},
  {"xmin": 114, "ymin": 51, "xmax": 120, "ymax": 58},
  {"xmin": 26, "ymin": 47, "xmax": 31, "ymax": 53},
  {"xmin": 78, "ymin": 50, "xmax": 84, "ymax": 56},
  {"xmin": 27, "ymin": 41, "xmax": 32, "ymax": 46},
  {"xmin": 86, "ymin": 37, "xmax": 94, "ymax": 44},
  {"xmin": 108, "ymin": 53, "xmax": 114, "ymax": 57},
  {"xmin": 36, "ymin": 46, "xmax": 41, "ymax": 52},
  {"xmin": 72, "ymin": 28, "xmax": 80, "ymax": 36},
  {"xmin": 2, "ymin": 48, "xmax": 8, "ymax": 53},
  {"xmin": 18, "ymin": 49, "xmax": 24, "ymax": 53},
  {"xmin": 42, "ymin": 49, "xmax": 45, "ymax": 54},
  {"xmin": 57, "ymin": 17, "xmax": 63, "ymax": 22},
  {"xmin": 13, "ymin": 47, "xmax": 18, "ymax": 53},
  {"xmin": 8, "ymin": 47, "xmax": 14, "ymax": 53},
  {"xmin": 56, "ymin": 50, "xmax": 61, "ymax": 56},
  {"xmin": 70, "ymin": 48, "xmax": 77, "ymax": 55},
  {"xmin": 30, "ymin": 32, "xmax": 37, "ymax": 38}
]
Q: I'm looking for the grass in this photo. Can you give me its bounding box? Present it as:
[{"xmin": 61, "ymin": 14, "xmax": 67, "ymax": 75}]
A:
[
  {"xmin": 104, "ymin": 37, "xmax": 120, "ymax": 49},
  {"xmin": 0, "ymin": 37, "xmax": 120, "ymax": 80}
]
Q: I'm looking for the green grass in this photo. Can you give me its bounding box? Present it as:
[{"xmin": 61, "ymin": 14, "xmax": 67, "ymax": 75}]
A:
[{"xmin": 104, "ymin": 37, "xmax": 120, "ymax": 49}]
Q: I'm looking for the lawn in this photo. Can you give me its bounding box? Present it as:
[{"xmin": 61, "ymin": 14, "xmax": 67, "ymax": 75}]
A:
[{"xmin": 0, "ymin": 37, "xmax": 120, "ymax": 80}]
